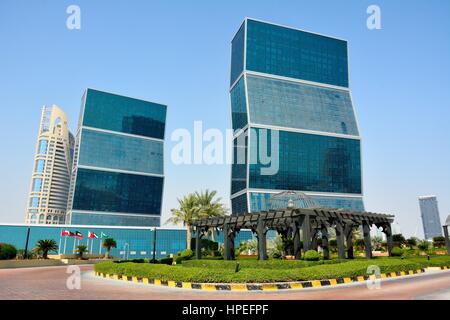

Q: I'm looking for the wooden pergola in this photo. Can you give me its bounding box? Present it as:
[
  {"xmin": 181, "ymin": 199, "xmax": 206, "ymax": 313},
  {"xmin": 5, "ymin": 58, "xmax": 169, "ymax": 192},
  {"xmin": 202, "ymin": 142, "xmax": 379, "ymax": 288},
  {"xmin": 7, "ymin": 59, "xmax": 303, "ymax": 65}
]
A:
[{"xmin": 192, "ymin": 208, "xmax": 395, "ymax": 260}]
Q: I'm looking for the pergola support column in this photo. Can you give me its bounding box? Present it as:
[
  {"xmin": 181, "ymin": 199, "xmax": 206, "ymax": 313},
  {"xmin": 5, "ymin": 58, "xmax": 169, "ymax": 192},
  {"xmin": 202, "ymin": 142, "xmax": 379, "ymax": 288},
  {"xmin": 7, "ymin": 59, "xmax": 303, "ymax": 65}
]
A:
[
  {"xmin": 223, "ymin": 223, "xmax": 235, "ymax": 260},
  {"xmin": 335, "ymin": 221, "xmax": 346, "ymax": 260},
  {"xmin": 292, "ymin": 216, "xmax": 303, "ymax": 260},
  {"xmin": 363, "ymin": 221, "xmax": 372, "ymax": 259},
  {"xmin": 384, "ymin": 223, "xmax": 393, "ymax": 256},
  {"xmin": 195, "ymin": 228, "xmax": 202, "ymax": 260},
  {"xmin": 321, "ymin": 225, "xmax": 329, "ymax": 260},
  {"xmin": 344, "ymin": 225, "xmax": 354, "ymax": 259},
  {"xmin": 302, "ymin": 215, "xmax": 311, "ymax": 252},
  {"xmin": 443, "ymin": 225, "xmax": 450, "ymax": 255},
  {"xmin": 256, "ymin": 217, "xmax": 267, "ymax": 260}
]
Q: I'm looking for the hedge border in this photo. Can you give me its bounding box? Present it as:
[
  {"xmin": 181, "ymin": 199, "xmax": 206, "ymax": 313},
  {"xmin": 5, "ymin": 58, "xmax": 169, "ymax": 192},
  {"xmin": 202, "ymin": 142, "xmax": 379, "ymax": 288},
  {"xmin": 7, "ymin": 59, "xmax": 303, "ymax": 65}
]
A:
[{"xmin": 94, "ymin": 265, "xmax": 449, "ymax": 291}]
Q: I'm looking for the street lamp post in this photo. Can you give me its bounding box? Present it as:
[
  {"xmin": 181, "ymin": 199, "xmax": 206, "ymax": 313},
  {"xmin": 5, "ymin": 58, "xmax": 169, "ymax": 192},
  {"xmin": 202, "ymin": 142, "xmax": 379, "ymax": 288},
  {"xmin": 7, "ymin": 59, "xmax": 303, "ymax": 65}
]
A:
[
  {"xmin": 24, "ymin": 227, "xmax": 31, "ymax": 259},
  {"xmin": 152, "ymin": 227, "xmax": 157, "ymax": 261}
]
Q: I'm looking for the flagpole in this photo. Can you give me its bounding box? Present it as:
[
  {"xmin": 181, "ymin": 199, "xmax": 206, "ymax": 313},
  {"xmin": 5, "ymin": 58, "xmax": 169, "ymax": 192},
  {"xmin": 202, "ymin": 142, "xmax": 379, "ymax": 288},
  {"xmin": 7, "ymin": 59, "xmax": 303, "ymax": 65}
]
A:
[
  {"xmin": 99, "ymin": 236, "xmax": 102, "ymax": 255},
  {"xmin": 58, "ymin": 229, "xmax": 62, "ymax": 255},
  {"xmin": 73, "ymin": 236, "xmax": 76, "ymax": 254},
  {"xmin": 64, "ymin": 236, "xmax": 67, "ymax": 255}
]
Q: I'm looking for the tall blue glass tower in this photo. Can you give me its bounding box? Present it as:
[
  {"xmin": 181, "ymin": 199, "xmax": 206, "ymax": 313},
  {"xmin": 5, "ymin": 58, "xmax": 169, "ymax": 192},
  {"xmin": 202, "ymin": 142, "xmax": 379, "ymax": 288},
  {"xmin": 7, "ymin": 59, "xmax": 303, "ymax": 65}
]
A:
[
  {"xmin": 230, "ymin": 18, "xmax": 364, "ymax": 214},
  {"xmin": 66, "ymin": 89, "xmax": 167, "ymax": 227}
]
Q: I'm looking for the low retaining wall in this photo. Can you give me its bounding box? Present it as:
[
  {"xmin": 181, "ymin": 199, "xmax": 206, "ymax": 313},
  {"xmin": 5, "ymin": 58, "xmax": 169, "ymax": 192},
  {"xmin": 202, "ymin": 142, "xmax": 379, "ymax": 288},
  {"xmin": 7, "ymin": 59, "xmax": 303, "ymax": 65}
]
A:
[
  {"xmin": 0, "ymin": 258, "xmax": 103, "ymax": 269},
  {"xmin": 95, "ymin": 265, "xmax": 450, "ymax": 291},
  {"xmin": 0, "ymin": 259, "xmax": 65, "ymax": 269}
]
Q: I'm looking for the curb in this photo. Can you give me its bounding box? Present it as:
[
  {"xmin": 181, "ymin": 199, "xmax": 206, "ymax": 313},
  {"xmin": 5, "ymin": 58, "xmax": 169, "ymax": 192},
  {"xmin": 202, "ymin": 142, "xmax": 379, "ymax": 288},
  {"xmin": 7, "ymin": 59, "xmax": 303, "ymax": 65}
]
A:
[{"xmin": 94, "ymin": 266, "xmax": 449, "ymax": 291}]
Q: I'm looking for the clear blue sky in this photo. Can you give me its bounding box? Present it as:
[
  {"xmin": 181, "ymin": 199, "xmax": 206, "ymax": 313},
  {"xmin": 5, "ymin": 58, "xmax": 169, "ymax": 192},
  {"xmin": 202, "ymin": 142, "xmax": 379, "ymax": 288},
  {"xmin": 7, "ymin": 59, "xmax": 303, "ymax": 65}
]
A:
[{"xmin": 1, "ymin": 0, "xmax": 449, "ymax": 238}]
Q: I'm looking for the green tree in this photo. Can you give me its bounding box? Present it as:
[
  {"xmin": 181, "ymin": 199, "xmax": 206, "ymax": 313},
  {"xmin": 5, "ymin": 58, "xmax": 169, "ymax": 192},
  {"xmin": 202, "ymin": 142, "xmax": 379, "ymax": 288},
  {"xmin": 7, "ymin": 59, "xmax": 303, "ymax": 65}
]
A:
[
  {"xmin": 102, "ymin": 238, "xmax": 117, "ymax": 259},
  {"xmin": 76, "ymin": 245, "xmax": 88, "ymax": 259},
  {"xmin": 371, "ymin": 236, "xmax": 383, "ymax": 251},
  {"xmin": 195, "ymin": 190, "xmax": 227, "ymax": 242},
  {"xmin": 406, "ymin": 237, "xmax": 418, "ymax": 249},
  {"xmin": 34, "ymin": 239, "xmax": 58, "ymax": 259},
  {"xmin": 167, "ymin": 193, "xmax": 201, "ymax": 250},
  {"xmin": 433, "ymin": 236, "xmax": 446, "ymax": 248},
  {"xmin": 392, "ymin": 234, "xmax": 406, "ymax": 247},
  {"xmin": 418, "ymin": 240, "xmax": 430, "ymax": 252}
]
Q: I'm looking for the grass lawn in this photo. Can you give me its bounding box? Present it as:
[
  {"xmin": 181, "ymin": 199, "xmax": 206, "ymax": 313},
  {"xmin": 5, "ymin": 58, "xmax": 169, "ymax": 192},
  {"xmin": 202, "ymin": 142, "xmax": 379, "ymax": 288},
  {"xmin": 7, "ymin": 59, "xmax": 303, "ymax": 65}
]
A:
[{"xmin": 94, "ymin": 255, "xmax": 450, "ymax": 283}]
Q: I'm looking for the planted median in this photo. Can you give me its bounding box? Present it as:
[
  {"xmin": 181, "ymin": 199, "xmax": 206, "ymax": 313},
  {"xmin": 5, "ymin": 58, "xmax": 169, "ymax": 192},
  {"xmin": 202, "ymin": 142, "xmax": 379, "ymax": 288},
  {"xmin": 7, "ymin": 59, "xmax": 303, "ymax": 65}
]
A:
[{"xmin": 94, "ymin": 255, "xmax": 450, "ymax": 283}]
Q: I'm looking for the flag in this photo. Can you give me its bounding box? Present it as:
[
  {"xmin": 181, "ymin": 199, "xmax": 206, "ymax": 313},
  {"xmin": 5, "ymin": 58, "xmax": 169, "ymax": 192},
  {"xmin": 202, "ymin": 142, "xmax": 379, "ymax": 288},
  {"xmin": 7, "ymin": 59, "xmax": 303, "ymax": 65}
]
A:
[
  {"xmin": 61, "ymin": 230, "xmax": 71, "ymax": 237},
  {"xmin": 75, "ymin": 231, "xmax": 83, "ymax": 241},
  {"xmin": 100, "ymin": 232, "xmax": 108, "ymax": 238},
  {"xmin": 88, "ymin": 231, "xmax": 98, "ymax": 239},
  {"xmin": 62, "ymin": 230, "xmax": 75, "ymax": 237}
]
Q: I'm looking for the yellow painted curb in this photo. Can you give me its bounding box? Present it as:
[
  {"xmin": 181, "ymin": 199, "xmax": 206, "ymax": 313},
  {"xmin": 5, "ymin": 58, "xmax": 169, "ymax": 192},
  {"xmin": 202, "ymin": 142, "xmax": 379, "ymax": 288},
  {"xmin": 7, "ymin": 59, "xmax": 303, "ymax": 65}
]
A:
[
  {"xmin": 168, "ymin": 281, "xmax": 176, "ymax": 288},
  {"xmin": 311, "ymin": 280, "xmax": 322, "ymax": 287},
  {"xmin": 380, "ymin": 273, "xmax": 387, "ymax": 279},
  {"xmin": 390, "ymin": 272, "xmax": 397, "ymax": 278},
  {"xmin": 182, "ymin": 282, "xmax": 192, "ymax": 289},
  {"xmin": 132, "ymin": 276, "xmax": 138, "ymax": 283},
  {"xmin": 416, "ymin": 269, "xmax": 422, "ymax": 274},
  {"xmin": 343, "ymin": 277, "xmax": 352, "ymax": 283},
  {"xmin": 329, "ymin": 279, "xmax": 338, "ymax": 286},
  {"xmin": 261, "ymin": 284, "xmax": 278, "ymax": 291},
  {"xmin": 400, "ymin": 271, "xmax": 405, "ymax": 276},
  {"xmin": 122, "ymin": 275, "xmax": 128, "ymax": 281},
  {"xmin": 229, "ymin": 283, "xmax": 248, "ymax": 291},
  {"xmin": 154, "ymin": 279, "xmax": 161, "ymax": 286},
  {"xmin": 106, "ymin": 273, "xmax": 110, "ymax": 278},
  {"xmin": 113, "ymin": 274, "xmax": 119, "ymax": 280},
  {"xmin": 289, "ymin": 282, "xmax": 303, "ymax": 289},
  {"xmin": 201, "ymin": 284, "xmax": 217, "ymax": 291},
  {"xmin": 143, "ymin": 278, "xmax": 149, "ymax": 284},
  {"xmin": 357, "ymin": 276, "xmax": 365, "ymax": 282}
]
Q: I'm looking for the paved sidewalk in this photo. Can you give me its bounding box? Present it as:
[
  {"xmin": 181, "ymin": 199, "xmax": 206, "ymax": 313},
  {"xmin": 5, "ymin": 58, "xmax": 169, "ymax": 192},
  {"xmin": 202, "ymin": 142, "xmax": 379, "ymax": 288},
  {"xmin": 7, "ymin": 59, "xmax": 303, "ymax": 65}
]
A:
[{"xmin": 1, "ymin": 265, "xmax": 449, "ymax": 300}]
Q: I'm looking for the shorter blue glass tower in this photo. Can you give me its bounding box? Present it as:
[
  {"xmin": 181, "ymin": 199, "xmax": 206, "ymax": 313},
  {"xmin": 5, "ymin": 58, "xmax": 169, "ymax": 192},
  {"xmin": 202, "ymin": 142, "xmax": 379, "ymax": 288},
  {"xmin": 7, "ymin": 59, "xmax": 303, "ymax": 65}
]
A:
[{"xmin": 66, "ymin": 89, "xmax": 167, "ymax": 227}]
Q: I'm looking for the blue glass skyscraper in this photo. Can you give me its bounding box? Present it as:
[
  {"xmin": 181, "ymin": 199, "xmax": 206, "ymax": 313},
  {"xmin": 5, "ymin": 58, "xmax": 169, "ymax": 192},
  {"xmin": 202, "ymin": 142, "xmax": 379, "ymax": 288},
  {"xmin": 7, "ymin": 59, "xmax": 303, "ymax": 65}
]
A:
[
  {"xmin": 230, "ymin": 18, "xmax": 364, "ymax": 214},
  {"xmin": 66, "ymin": 89, "xmax": 167, "ymax": 226}
]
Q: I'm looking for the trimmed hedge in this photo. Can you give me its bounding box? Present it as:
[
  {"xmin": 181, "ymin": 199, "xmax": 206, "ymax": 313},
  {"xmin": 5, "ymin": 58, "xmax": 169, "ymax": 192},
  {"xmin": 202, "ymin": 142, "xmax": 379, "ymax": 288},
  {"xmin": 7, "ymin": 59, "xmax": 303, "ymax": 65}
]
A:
[
  {"xmin": 95, "ymin": 255, "xmax": 450, "ymax": 283},
  {"xmin": 0, "ymin": 243, "xmax": 17, "ymax": 260},
  {"xmin": 304, "ymin": 250, "xmax": 321, "ymax": 261},
  {"xmin": 181, "ymin": 258, "xmax": 341, "ymax": 269}
]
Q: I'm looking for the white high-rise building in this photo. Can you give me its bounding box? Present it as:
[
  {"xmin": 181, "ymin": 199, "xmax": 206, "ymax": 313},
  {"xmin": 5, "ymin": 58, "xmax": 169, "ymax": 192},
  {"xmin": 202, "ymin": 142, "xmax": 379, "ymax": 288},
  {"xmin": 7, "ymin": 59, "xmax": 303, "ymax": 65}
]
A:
[{"xmin": 25, "ymin": 105, "xmax": 74, "ymax": 224}]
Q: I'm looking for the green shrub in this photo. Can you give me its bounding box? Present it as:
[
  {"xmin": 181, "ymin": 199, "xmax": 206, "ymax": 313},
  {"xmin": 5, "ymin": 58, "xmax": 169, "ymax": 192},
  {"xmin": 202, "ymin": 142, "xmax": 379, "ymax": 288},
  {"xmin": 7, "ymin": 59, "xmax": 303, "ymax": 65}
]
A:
[
  {"xmin": 304, "ymin": 250, "xmax": 321, "ymax": 261},
  {"xmin": 390, "ymin": 247, "xmax": 403, "ymax": 257},
  {"xmin": 149, "ymin": 258, "xmax": 160, "ymax": 264},
  {"xmin": 181, "ymin": 258, "xmax": 339, "ymax": 269},
  {"xmin": 179, "ymin": 249, "xmax": 193, "ymax": 258},
  {"xmin": 159, "ymin": 257, "xmax": 173, "ymax": 265},
  {"xmin": 94, "ymin": 256, "xmax": 446, "ymax": 283},
  {"xmin": 433, "ymin": 236, "xmax": 446, "ymax": 248},
  {"xmin": 0, "ymin": 243, "xmax": 17, "ymax": 260}
]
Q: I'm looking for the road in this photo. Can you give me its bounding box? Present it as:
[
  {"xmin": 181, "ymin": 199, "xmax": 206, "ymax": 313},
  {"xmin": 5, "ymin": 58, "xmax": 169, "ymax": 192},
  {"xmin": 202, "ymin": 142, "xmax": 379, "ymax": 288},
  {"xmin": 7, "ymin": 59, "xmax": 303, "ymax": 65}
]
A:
[{"xmin": 0, "ymin": 265, "xmax": 449, "ymax": 300}]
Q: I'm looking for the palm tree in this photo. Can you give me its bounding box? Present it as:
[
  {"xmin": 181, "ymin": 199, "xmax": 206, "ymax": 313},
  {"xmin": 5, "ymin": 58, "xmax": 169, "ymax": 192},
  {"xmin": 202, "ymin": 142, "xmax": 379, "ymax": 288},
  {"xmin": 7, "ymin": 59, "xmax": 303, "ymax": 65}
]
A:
[
  {"xmin": 102, "ymin": 238, "xmax": 117, "ymax": 259},
  {"xmin": 195, "ymin": 190, "xmax": 228, "ymax": 241},
  {"xmin": 34, "ymin": 239, "xmax": 58, "ymax": 259},
  {"xmin": 76, "ymin": 245, "xmax": 88, "ymax": 260},
  {"xmin": 166, "ymin": 193, "xmax": 200, "ymax": 250}
]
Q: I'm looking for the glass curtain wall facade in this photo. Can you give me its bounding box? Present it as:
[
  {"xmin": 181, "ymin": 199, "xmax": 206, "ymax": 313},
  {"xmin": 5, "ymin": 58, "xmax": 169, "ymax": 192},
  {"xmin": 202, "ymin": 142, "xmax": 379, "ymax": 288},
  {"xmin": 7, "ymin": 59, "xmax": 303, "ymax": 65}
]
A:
[
  {"xmin": 66, "ymin": 89, "xmax": 167, "ymax": 227},
  {"xmin": 25, "ymin": 105, "xmax": 74, "ymax": 225},
  {"xmin": 419, "ymin": 196, "xmax": 442, "ymax": 239},
  {"xmin": 0, "ymin": 224, "xmax": 255, "ymax": 259},
  {"xmin": 230, "ymin": 19, "xmax": 364, "ymax": 214}
]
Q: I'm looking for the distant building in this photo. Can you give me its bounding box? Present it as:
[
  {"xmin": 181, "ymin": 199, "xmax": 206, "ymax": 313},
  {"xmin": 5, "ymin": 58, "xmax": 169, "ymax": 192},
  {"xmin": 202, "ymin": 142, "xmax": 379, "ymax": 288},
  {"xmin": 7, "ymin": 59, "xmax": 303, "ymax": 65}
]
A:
[
  {"xmin": 66, "ymin": 89, "xmax": 167, "ymax": 227},
  {"xmin": 25, "ymin": 105, "xmax": 74, "ymax": 224},
  {"xmin": 419, "ymin": 196, "xmax": 442, "ymax": 239}
]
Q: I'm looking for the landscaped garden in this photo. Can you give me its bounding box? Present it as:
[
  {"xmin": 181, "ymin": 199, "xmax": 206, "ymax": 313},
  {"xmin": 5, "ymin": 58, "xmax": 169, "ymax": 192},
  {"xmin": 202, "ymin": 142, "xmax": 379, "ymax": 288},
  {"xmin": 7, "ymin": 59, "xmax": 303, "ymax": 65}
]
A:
[{"xmin": 94, "ymin": 254, "xmax": 450, "ymax": 283}]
